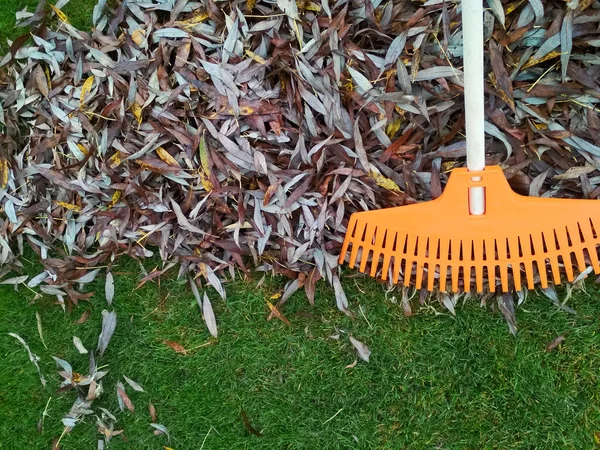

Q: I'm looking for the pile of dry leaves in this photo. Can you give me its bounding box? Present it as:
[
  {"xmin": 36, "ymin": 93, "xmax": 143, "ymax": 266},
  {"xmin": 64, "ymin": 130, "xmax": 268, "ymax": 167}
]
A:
[{"xmin": 1, "ymin": 0, "xmax": 600, "ymax": 318}]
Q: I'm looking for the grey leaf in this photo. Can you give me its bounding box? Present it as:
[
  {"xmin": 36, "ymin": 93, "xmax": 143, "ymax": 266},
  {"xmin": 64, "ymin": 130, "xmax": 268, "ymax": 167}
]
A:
[
  {"xmin": 73, "ymin": 336, "xmax": 88, "ymax": 354},
  {"xmin": 9, "ymin": 333, "xmax": 46, "ymax": 387},
  {"xmin": 349, "ymin": 335, "xmax": 371, "ymax": 362},
  {"xmin": 97, "ymin": 310, "xmax": 117, "ymax": 357},
  {"xmin": 202, "ymin": 292, "xmax": 218, "ymax": 338},
  {"xmin": 0, "ymin": 275, "xmax": 28, "ymax": 285},
  {"xmin": 105, "ymin": 271, "xmax": 114, "ymax": 306},
  {"xmin": 123, "ymin": 375, "xmax": 145, "ymax": 392},
  {"xmin": 413, "ymin": 66, "xmax": 461, "ymax": 81},
  {"xmin": 560, "ymin": 11, "xmax": 573, "ymax": 82},
  {"xmin": 382, "ymin": 32, "xmax": 407, "ymax": 71},
  {"xmin": 486, "ymin": 0, "xmax": 505, "ymax": 27},
  {"xmin": 347, "ymin": 65, "xmax": 373, "ymax": 92}
]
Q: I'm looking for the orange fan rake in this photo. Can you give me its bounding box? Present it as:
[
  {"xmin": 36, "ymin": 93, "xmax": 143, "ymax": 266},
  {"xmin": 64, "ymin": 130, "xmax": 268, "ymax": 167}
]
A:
[
  {"xmin": 338, "ymin": 0, "xmax": 600, "ymax": 293},
  {"xmin": 339, "ymin": 166, "xmax": 600, "ymax": 292}
]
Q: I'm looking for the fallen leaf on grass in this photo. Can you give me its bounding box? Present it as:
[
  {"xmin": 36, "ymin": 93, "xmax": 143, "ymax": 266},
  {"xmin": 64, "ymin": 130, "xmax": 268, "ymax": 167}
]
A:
[
  {"xmin": 349, "ymin": 335, "xmax": 371, "ymax": 362},
  {"xmin": 105, "ymin": 272, "xmax": 114, "ymax": 306},
  {"xmin": 345, "ymin": 359, "xmax": 357, "ymax": 368},
  {"xmin": 97, "ymin": 310, "xmax": 117, "ymax": 356},
  {"xmin": 240, "ymin": 409, "xmax": 262, "ymax": 436},
  {"xmin": 74, "ymin": 310, "xmax": 91, "ymax": 325},
  {"xmin": 36, "ymin": 312, "xmax": 47, "ymax": 349},
  {"xmin": 151, "ymin": 423, "xmax": 170, "ymax": 439},
  {"xmin": 149, "ymin": 403, "xmax": 157, "ymax": 422},
  {"xmin": 545, "ymin": 335, "xmax": 565, "ymax": 352},
  {"xmin": 163, "ymin": 340, "xmax": 187, "ymax": 355},
  {"xmin": 202, "ymin": 292, "xmax": 218, "ymax": 338},
  {"xmin": 9, "ymin": 333, "xmax": 46, "ymax": 387},
  {"xmin": 266, "ymin": 300, "xmax": 291, "ymax": 325},
  {"xmin": 124, "ymin": 375, "xmax": 145, "ymax": 392},
  {"xmin": 117, "ymin": 382, "xmax": 135, "ymax": 413},
  {"xmin": 73, "ymin": 336, "xmax": 88, "ymax": 354}
]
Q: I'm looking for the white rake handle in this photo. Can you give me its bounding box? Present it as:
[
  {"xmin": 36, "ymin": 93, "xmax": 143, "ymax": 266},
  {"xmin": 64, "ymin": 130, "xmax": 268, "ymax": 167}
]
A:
[{"xmin": 462, "ymin": 0, "xmax": 486, "ymax": 215}]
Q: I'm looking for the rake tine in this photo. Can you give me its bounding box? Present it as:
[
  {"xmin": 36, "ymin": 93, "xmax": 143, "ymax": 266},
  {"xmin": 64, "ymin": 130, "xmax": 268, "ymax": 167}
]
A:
[
  {"xmin": 511, "ymin": 264, "xmax": 521, "ymax": 292},
  {"xmin": 403, "ymin": 260, "xmax": 414, "ymax": 287},
  {"xmin": 524, "ymin": 261, "xmax": 535, "ymax": 289},
  {"xmin": 537, "ymin": 259, "xmax": 549, "ymax": 289},
  {"xmin": 437, "ymin": 264, "xmax": 446, "ymax": 292},
  {"xmin": 348, "ymin": 241, "xmax": 360, "ymax": 268},
  {"xmin": 549, "ymin": 257, "xmax": 562, "ymax": 285}
]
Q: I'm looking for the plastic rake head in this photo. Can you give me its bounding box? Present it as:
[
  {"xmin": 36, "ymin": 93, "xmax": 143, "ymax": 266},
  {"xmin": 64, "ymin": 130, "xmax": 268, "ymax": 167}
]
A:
[{"xmin": 339, "ymin": 166, "xmax": 600, "ymax": 293}]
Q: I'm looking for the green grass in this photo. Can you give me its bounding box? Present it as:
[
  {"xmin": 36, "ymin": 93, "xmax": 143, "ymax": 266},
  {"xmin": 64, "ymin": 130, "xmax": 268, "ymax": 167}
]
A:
[
  {"xmin": 2, "ymin": 1, "xmax": 600, "ymax": 448},
  {"xmin": 0, "ymin": 0, "xmax": 97, "ymax": 51},
  {"xmin": 1, "ymin": 255, "xmax": 600, "ymax": 449}
]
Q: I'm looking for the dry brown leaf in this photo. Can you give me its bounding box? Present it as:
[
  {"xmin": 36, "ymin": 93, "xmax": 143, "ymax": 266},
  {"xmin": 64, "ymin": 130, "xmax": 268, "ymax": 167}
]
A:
[
  {"xmin": 163, "ymin": 340, "xmax": 187, "ymax": 355},
  {"xmin": 545, "ymin": 335, "xmax": 565, "ymax": 352},
  {"xmin": 266, "ymin": 300, "xmax": 291, "ymax": 325}
]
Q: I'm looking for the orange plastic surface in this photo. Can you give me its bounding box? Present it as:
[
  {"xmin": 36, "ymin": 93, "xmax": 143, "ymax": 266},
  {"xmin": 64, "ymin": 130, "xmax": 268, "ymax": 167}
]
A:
[{"xmin": 339, "ymin": 166, "xmax": 600, "ymax": 293}]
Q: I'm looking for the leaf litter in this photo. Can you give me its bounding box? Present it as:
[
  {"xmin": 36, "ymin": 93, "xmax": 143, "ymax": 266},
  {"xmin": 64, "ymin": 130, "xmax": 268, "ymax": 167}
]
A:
[{"xmin": 0, "ymin": 0, "xmax": 595, "ymax": 315}]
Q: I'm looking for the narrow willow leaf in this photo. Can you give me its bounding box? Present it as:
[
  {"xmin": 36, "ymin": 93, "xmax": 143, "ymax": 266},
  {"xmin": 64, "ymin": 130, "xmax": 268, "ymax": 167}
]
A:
[
  {"xmin": 123, "ymin": 375, "xmax": 145, "ymax": 392},
  {"xmin": 486, "ymin": 0, "xmax": 505, "ymax": 27},
  {"xmin": 560, "ymin": 10, "xmax": 573, "ymax": 82},
  {"xmin": 9, "ymin": 333, "xmax": 46, "ymax": 387},
  {"xmin": 349, "ymin": 335, "xmax": 371, "ymax": 362},
  {"xmin": 105, "ymin": 271, "xmax": 114, "ymax": 306},
  {"xmin": 79, "ymin": 76, "xmax": 94, "ymax": 110},
  {"xmin": 202, "ymin": 292, "xmax": 218, "ymax": 338},
  {"xmin": 97, "ymin": 310, "xmax": 117, "ymax": 356}
]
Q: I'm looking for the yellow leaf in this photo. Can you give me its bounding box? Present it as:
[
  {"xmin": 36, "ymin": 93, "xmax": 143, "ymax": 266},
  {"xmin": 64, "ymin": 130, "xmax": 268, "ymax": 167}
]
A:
[
  {"xmin": 44, "ymin": 66, "xmax": 52, "ymax": 90},
  {"xmin": 386, "ymin": 118, "xmax": 402, "ymax": 139},
  {"xmin": 441, "ymin": 161, "xmax": 457, "ymax": 173},
  {"xmin": 50, "ymin": 4, "xmax": 69, "ymax": 23},
  {"xmin": 594, "ymin": 431, "xmax": 600, "ymax": 444},
  {"xmin": 239, "ymin": 106, "xmax": 255, "ymax": 115},
  {"xmin": 305, "ymin": 1, "xmax": 322, "ymax": 11},
  {"xmin": 55, "ymin": 201, "xmax": 82, "ymax": 212},
  {"xmin": 131, "ymin": 29, "xmax": 146, "ymax": 46},
  {"xmin": 198, "ymin": 133, "xmax": 209, "ymax": 175},
  {"xmin": 522, "ymin": 51, "xmax": 562, "ymax": 70},
  {"xmin": 411, "ymin": 50, "xmax": 422, "ymax": 83},
  {"xmin": 107, "ymin": 191, "xmax": 122, "ymax": 209},
  {"xmin": 195, "ymin": 262, "xmax": 208, "ymax": 280},
  {"xmin": 201, "ymin": 172, "xmax": 214, "ymax": 192},
  {"xmin": 79, "ymin": 76, "xmax": 95, "ymax": 110},
  {"xmin": 247, "ymin": 0, "xmax": 257, "ymax": 10},
  {"xmin": 77, "ymin": 144, "xmax": 89, "ymax": 156},
  {"xmin": 505, "ymin": 0, "xmax": 526, "ymax": 14},
  {"xmin": 270, "ymin": 292, "xmax": 282, "ymax": 300},
  {"xmin": 107, "ymin": 152, "xmax": 125, "ymax": 169},
  {"xmin": 131, "ymin": 103, "xmax": 143, "ymax": 126},
  {"xmin": 0, "ymin": 156, "xmax": 9, "ymax": 189},
  {"xmin": 245, "ymin": 50, "xmax": 266, "ymax": 65},
  {"xmin": 175, "ymin": 12, "xmax": 208, "ymax": 30},
  {"xmin": 156, "ymin": 147, "xmax": 180, "ymax": 167},
  {"xmin": 369, "ymin": 172, "xmax": 403, "ymax": 194}
]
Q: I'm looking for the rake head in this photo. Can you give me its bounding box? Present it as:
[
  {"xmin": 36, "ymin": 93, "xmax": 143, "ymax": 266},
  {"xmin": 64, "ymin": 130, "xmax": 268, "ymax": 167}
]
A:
[{"xmin": 339, "ymin": 166, "xmax": 600, "ymax": 293}]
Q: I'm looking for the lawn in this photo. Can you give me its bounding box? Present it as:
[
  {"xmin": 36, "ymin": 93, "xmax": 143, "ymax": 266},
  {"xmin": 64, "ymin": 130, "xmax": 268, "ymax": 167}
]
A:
[
  {"xmin": 2, "ymin": 256, "xmax": 600, "ymax": 449},
  {"xmin": 1, "ymin": 1, "xmax": 600, "ymax": 449}
]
